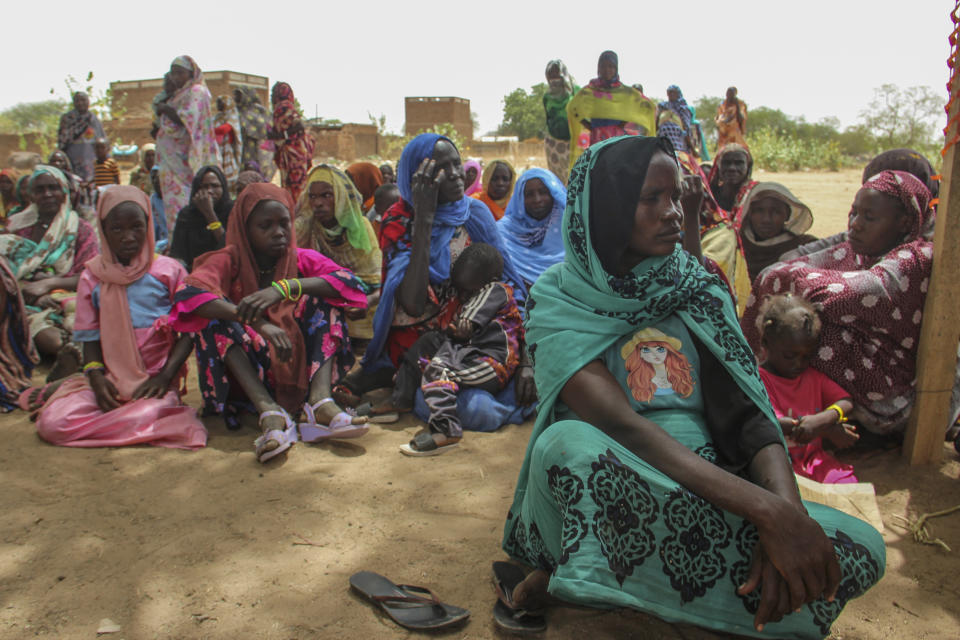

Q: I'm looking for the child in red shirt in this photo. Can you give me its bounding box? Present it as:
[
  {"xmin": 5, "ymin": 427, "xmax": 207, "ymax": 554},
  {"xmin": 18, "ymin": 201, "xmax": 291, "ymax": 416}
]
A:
[{"xmin": 756, "ymin": 294, "xmax": 859, "ymax": 483}]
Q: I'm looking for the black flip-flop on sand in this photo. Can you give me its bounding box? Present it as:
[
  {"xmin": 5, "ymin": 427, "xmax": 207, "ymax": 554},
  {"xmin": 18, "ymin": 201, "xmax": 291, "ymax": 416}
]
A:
[
  {"xmin": 350, "ymin": 570, "xmax": 470, "ymax": 630},
  {"xmin": 492, "ymin": 561, "xmax": 547, "ymax": 633}
]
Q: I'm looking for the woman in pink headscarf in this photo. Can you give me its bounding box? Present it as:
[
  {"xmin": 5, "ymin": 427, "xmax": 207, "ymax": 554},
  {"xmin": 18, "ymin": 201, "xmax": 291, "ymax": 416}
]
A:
[
  {"xmin": 31, "ymin": 186, "xmax": 207, "ymax": 449},
  {"xmin": 743, "ymin": 170, "xmax": 936, "ymax": 436}
]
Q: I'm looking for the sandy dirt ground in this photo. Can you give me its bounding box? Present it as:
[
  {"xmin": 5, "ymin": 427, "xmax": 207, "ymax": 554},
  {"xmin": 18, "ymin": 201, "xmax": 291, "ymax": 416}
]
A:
[{"xmin": 1, "ymin": 169, "xmax": 959, "ymax": 640}]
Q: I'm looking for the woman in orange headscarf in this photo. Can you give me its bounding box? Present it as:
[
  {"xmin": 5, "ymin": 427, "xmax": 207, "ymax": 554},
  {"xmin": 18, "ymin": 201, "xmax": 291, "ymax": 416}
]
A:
[{"xmin": 345, "ymin": 162, "xmax": 384, "ymax": 213}]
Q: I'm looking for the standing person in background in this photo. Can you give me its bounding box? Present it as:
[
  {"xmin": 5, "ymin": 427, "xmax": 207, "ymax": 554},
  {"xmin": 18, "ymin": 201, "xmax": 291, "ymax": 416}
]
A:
[
  {"xmin": 565, "ymin": 50, "xmax": 656, "ymax": 171},
  {"xmin": 154, "ymin": 56, "xmax": 221, "ymax": 233},
  {"xmin": 128, "ymin": 143, "xmax": 156, "ymax": 195},
  {"xmin": 716, "ymin": 86, "xmax": 748, "ymax": 150},
  {"xmin": 93, "ymin": 139, "xmax": 120, "ymax": 188},
  {"xmin": 57, "ymin": 91, "xmax": 105, "ymax": 183},
  {"xmin": 214, "ymin": 95, "xmax": 243, "ymax": 189},
  {"xmin": 269, "ymin": 82, "xmax": 315, "ymax": 202},
  {"xmin": 235, "ymin": 87, "xmax": 277, "ymax": 182},
  {"xmin": 471, "ymin": 160, "xmax": 515, "ymax": 220},
  {"xmin": 657, "ymin": 85, "xmax": 694, "ymax": 154},
  {"xmin": 542, "ymin": 60, "xmax": 577, "ymax": 185}
]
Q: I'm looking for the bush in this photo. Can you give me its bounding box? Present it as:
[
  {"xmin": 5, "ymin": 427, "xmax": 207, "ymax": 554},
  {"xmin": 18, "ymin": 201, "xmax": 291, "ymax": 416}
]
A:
[{"xmin": 746, "ymin": 127, "xmax": 844, "ymax": 172}]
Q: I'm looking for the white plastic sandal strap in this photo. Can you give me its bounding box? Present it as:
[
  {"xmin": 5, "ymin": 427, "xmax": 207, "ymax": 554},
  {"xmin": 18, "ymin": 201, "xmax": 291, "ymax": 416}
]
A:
[{"xmin": 259, "ymin": 409, "xmax": 292, "ymax": 428}]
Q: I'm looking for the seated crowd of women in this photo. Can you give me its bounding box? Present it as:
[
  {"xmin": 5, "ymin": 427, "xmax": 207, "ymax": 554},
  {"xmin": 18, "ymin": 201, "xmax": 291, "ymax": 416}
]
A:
[{"xmin": 0, "ymin": 54, "xmax": 946, "ymax": 636}]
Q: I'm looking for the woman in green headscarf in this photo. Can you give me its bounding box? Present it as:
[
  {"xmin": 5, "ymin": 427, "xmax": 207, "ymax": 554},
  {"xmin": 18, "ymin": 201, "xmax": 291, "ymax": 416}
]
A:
[
  {"xmin": 295, "ymin": 164, "xmax": 381, "ymax": 339},
  {"xmin": 497, "ymin": 136, "xmax": 884, "ymax": 638}
]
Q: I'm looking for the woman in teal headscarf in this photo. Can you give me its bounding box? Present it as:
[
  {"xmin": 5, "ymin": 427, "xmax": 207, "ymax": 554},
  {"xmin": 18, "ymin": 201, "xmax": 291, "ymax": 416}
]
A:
[{"xmin": 498, "ymin": 136, "xmax": 884, "ymax": 638}]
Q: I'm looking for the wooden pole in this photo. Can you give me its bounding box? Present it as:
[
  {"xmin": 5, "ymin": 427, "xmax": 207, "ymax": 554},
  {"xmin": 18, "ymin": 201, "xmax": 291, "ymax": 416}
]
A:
[{"xmin": 903, "ymin": 15, "xmax": 960, "ymax": 464}]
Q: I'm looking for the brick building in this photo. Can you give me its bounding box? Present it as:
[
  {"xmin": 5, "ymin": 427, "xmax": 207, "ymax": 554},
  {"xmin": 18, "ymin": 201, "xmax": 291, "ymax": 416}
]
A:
[{"xmin": 404, "ymin": 97, "xmax": 472, "ymax": 142}]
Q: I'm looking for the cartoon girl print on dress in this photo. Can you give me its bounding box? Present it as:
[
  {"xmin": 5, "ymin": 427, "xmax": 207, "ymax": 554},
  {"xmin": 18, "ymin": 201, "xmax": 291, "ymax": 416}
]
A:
[{"xmin": 621, "ymin": 327, "xmax": 695, "ymax": 403}]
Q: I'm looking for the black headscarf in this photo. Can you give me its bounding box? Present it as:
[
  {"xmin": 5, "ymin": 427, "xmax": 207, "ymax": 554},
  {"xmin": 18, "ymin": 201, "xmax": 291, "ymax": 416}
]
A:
[
  {"xmin": 169, "ymin": 165, "xmax": 234, "ymax": 271},
  {"xmin": 588, "ymin": 135, "xmax": 676, "ymax": 275}
]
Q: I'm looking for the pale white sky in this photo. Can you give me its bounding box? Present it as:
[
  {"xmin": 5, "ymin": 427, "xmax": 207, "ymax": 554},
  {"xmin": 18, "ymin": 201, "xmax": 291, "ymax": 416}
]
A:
[{"xmin": 5, "ymin": 1, "xmax": 953, "ymax": 135}]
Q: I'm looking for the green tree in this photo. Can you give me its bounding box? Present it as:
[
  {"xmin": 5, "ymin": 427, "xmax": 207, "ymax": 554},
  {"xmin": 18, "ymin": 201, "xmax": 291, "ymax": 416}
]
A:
[
  {"xmin": 498, "ymin": 83, "xmax": 548, "ymax": 140},
  {"xmin": 859, "ymin": 84, "xmax": 942, "ymax": 151},
  {"xmin": 0, "ymin": 100, "xmax": 67, "ymax": 135},
  {"xmin": 693, "ymin": 96, "xmax": 721, "ymax": 140}
]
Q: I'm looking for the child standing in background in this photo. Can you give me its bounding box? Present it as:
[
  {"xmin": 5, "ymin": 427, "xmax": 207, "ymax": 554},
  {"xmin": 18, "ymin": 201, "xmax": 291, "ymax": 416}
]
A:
[
  {"xmin": 93, "ymin": 138, "xmax": 120, "ymax": 187},
  {"xmin": 756, "ymin": 294, "xmax": 858, "ymax": 483}
]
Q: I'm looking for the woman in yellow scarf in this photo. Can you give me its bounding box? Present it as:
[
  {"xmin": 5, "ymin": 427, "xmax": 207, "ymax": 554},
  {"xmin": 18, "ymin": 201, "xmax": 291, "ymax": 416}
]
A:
[
  {"xmin": 295, "ymin": 165, "xmax": 382, "ymax": 340},
  {"xmin": 565, "ymin": 51, "xmax": 656, "ymax": 170}
]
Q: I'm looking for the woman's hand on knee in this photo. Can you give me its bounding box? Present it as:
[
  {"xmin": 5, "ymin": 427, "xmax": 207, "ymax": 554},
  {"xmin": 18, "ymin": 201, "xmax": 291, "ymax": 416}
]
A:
[
  {"xmin": 89, "ymin": 372, "xmax": 122, "ymax": 412},
  {"xmin": 237, "ymin": 287, "xmax": 285, "ymax": 324},
  {"xmin": 754, "ymin": 496, "xmax": 841, "ymax": 611},
  {"xmin": 253, "ymin": 320, "xmax": 292, "ymax": 362},
  {"xmin": 738, "ymin": 546, "xmax": 793, "ymax": 631},
  {"xmin": 132, "ymin": 372, "xmax": 172, "ymax": 400}
]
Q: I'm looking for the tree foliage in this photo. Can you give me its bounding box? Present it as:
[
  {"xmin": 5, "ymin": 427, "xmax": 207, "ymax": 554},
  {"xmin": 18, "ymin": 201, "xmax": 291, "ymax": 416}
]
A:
[
  {"xmin": 693, "ymin": 84, "xmax": 944, "ymax": 170},
  {"xmin": 693, "ymin": 96, "xmax": 721, "ymax": 141},
  {"xmin": 0, "ymin": 100, "xmax": 67, "ymax": 135},
  {"xmin": 859, "ymin": 84, "xmax": 942, "ymax": 151},
  {"xmin": 498, "ymin": 83, "xmax": 548, "ymax": 140}
]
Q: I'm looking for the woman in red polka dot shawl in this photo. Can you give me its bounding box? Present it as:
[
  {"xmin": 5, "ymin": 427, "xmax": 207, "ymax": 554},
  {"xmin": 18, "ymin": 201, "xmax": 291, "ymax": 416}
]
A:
[{"xmin": 742, "ymin": 170, "xmax": 935, "ymax": 437}]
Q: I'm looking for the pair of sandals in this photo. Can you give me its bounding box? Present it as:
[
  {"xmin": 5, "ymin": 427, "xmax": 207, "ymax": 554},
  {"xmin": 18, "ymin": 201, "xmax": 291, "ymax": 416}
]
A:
[
  {"xmin": 254, "ymin": 398, "xmax": 368, "ymax": 463},
  {"xmin": 350, "ymin": 563, "xmax": 546, "ymax": 633}
]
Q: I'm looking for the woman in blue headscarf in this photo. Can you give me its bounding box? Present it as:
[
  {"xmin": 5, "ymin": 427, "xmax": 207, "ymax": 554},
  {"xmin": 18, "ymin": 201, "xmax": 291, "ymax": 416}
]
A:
[
  {"xmin": 497, "ymin": 168, "xmax": 566, "ymax": 293},
  {"xmin": 336, "ymin": 133, "xmax": 537, "ymax": 426}
]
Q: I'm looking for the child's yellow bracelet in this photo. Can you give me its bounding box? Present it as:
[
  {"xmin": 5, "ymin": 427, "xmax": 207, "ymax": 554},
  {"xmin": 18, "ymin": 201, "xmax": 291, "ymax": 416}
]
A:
[
  {"xmin": 826, "ymin": 403, "xmax": 848, "ymax": 423},
  {"xmin": 206, "ymin": 220, "xmax": 223, "ymax": 231}
]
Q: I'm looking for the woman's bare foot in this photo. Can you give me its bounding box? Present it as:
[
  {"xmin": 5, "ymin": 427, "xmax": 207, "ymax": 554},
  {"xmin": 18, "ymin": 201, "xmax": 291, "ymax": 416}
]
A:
[
  {"xmin": 824, "ymin": 422, "xmax": 859, "ymax": 449},
  {"xmin": 511, "ymin": 569, "xmax": 552, "ymax": 611},
  {"xmin": 19, "ymin": 377, "xmax": 69, "ymax": 414},
  {"xmin": 46, "ymin": 343, "xmax": 81, "ymax": 382}
]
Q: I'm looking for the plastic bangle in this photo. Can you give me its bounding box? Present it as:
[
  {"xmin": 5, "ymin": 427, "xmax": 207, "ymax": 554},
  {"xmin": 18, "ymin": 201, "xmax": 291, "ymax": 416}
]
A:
[
  {"xmin": 288, "ymin": 278, "xmax": 303, "ymax": 301},
  {"xmin": 826, "ymin": 403, "xmax": 848, "ymax": 423},
  {"xmin": 280, "ymin": 279, "xmax": 291, "ymax": 299},
  {"xmin": 206, "ymin": 220, "xmax": 222, "ymax": 231},
  {"xmin": 271, "ymin": 281, "xmax": 286, "ymax": 298},
  {"xmin": 83, "ymin": 361, "xmax": 105, "ymax": 373}
]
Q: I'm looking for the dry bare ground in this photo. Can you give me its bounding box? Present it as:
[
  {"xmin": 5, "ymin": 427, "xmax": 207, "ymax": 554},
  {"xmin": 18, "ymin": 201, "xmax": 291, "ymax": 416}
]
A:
[{"xmin": 1, "ymin": 169, "xmax": 958, "ymax": 640}]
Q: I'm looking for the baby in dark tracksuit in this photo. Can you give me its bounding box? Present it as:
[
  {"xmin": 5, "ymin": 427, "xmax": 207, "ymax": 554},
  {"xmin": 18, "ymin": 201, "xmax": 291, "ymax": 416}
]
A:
[{"xmin": 395, "ymin": 243, "xmax": 523, "ymax": 455}]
